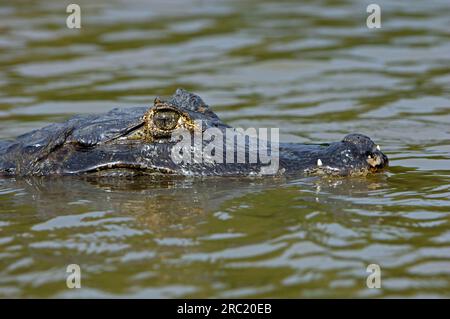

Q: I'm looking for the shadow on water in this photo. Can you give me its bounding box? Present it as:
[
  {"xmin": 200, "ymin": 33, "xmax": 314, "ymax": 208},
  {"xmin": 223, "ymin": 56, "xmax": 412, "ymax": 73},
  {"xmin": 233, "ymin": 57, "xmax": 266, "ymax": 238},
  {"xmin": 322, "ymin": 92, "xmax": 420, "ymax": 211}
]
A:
[{"xmin": 1, "ymin": 169, "xmax": 449, "ymax": 297}]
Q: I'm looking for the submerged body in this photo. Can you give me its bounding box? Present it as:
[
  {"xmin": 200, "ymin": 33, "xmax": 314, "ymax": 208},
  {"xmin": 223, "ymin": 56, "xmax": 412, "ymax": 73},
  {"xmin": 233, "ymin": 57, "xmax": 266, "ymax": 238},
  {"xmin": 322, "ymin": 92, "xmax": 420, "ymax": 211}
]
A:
[{"xmin": 0, "ymin": 89, "xmax": 388, "ymax": 177}]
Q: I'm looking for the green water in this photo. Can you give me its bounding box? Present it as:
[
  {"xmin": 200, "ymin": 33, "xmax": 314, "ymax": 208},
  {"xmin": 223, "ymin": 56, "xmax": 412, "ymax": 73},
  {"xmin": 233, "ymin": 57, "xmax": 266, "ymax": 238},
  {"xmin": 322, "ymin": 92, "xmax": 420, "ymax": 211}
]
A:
[{"xmin": 0, "ymin": 0, "xmax": 450, "ymax": 298}]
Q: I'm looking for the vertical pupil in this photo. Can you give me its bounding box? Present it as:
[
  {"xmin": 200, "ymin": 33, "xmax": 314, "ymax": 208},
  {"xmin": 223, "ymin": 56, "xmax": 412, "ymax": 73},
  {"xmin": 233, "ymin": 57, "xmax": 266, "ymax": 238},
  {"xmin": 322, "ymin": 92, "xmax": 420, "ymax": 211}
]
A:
[{"xmin": 153, "ymin": 110, "xmax": 179, "ymax": 130}]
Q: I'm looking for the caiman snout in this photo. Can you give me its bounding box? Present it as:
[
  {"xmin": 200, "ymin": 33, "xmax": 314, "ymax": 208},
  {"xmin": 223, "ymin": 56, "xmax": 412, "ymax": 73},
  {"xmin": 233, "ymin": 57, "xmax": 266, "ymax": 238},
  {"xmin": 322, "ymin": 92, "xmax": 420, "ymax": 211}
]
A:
[{"xmin": 342, "ymin": 133, "xmax": 389, "ymax": 171}]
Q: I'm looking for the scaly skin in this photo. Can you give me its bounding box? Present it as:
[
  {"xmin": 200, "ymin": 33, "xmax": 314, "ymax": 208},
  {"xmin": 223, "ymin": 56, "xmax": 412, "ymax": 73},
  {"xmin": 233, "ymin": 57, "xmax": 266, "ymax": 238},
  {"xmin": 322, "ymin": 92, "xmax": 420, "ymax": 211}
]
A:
[{"xmin": 0, "ymin": 89, "xmax": 388, "ymax": 177}]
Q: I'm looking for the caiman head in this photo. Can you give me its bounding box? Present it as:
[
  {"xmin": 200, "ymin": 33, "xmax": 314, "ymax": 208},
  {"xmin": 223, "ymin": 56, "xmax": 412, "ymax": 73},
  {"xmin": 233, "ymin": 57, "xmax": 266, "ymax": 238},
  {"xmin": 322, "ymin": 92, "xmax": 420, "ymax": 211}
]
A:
[{"xmin": 1, "ymin": 89, "xmax": 388, "ymax": 177}]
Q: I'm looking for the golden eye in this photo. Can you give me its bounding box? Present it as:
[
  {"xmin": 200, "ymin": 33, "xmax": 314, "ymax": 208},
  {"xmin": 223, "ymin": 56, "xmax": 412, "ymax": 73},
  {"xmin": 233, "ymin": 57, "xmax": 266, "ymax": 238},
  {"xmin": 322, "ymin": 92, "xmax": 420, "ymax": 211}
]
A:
[{"xmin": 152, "ymin": 109, "xmax": 180, "ymax": 131}]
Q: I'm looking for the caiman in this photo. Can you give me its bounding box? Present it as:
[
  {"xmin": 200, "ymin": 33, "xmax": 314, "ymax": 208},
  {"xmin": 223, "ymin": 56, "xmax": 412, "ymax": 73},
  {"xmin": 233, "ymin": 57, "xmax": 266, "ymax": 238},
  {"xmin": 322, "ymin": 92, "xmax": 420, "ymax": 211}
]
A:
[{"xmin": 0, "ymin": 89, "xmax": 388, "ymax": 177}]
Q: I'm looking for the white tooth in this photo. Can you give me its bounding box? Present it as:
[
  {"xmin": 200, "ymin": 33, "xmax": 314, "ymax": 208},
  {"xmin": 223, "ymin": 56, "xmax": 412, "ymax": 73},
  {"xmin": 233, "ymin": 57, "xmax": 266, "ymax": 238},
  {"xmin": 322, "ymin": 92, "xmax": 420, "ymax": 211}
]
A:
[
  {"xmin": 317, "ymin": 159, "xmax": 323, "ymax": 167},
  {"xmin": 376, "ymin": 145, "xmax": 381, "ymax": 151}
]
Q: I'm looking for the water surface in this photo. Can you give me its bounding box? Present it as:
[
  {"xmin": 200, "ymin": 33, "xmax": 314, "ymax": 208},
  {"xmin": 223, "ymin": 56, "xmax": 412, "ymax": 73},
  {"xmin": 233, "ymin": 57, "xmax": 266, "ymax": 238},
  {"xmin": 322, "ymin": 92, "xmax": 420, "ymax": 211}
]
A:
[{"xmin": 0, "ymin": 0, "xmax": 449, "ymax": 298}]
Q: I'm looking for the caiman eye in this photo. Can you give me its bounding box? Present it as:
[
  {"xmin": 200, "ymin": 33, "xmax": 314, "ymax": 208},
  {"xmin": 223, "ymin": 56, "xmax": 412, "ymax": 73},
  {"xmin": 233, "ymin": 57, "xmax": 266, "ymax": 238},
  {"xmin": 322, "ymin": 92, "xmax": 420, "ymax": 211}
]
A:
[{"xmin": 152, "ymin": 109, "xmax": 180, "ymax": 131}]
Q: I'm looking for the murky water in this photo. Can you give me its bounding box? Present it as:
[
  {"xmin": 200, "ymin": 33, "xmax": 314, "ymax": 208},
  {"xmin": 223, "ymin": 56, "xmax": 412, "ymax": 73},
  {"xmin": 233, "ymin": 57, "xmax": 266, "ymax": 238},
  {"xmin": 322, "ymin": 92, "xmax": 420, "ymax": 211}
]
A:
[{"xmin": 1, "ymin": 0, "xmax": 449, "ymax": 298}]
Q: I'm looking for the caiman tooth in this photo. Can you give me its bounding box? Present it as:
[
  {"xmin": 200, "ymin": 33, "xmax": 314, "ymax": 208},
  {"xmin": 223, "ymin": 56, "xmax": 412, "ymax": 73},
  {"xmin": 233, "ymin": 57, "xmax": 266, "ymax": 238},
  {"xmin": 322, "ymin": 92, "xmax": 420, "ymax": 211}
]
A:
[{"xmin": 317, "ymin": 159, "xmax": 323, "ymax": 167}]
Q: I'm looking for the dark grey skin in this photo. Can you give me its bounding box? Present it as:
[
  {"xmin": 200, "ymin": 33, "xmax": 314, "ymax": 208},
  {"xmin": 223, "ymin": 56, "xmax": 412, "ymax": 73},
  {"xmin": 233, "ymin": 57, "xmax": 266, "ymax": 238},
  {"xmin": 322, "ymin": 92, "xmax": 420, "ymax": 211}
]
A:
[{"xmin": 0, "ymin": 89, "xmax": 388, "ymax": 177}]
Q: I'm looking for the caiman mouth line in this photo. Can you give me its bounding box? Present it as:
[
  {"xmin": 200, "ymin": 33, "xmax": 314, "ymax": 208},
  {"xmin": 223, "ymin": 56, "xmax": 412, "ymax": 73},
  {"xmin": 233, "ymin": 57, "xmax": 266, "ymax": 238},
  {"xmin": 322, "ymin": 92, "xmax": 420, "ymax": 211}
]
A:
[{"xmin": 63, "ymin": 163, "xmax": 177, "ymax": 176}]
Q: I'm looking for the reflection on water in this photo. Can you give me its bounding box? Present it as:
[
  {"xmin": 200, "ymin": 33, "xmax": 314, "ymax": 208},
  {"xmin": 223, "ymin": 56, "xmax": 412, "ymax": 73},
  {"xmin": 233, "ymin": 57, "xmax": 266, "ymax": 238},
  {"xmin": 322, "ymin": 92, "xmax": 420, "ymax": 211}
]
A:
[{"xmin": 0, "ymin": 0, "xmax": 449, "ymax": 297}]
